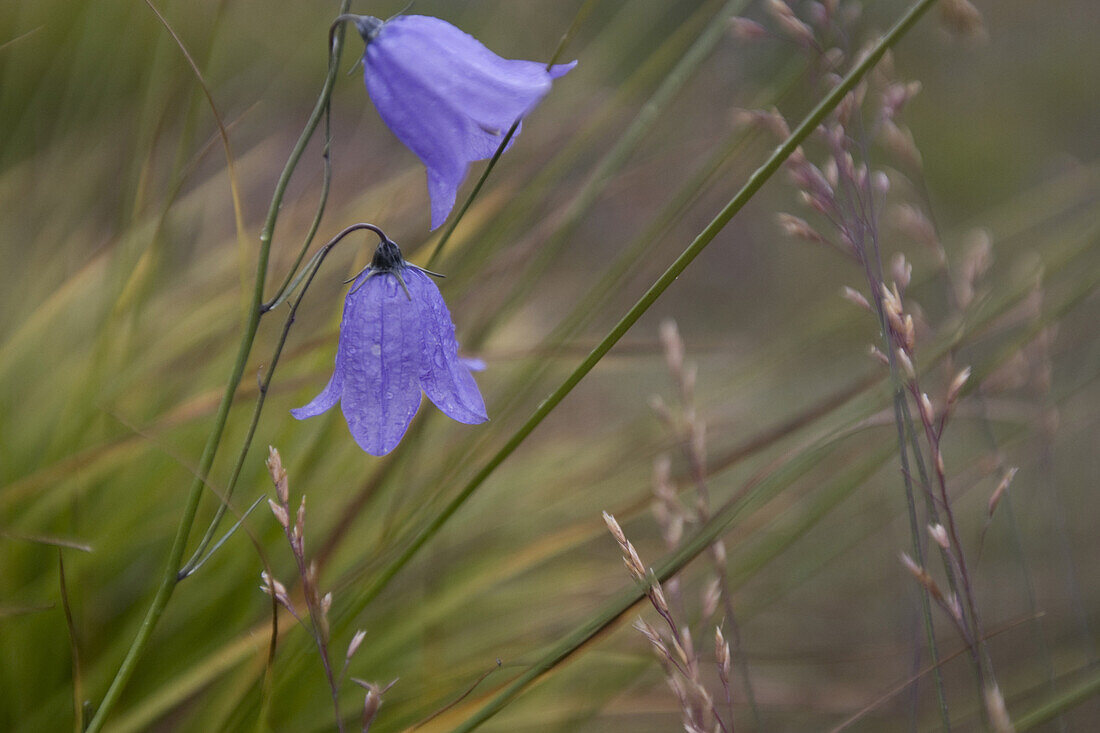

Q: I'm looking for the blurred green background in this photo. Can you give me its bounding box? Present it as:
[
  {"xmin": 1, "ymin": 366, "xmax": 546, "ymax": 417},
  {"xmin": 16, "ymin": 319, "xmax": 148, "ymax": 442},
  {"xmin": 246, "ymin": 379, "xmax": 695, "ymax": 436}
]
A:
[{"xmin": 1, "ymin": 0, "xmax": 1098, "ymax": 730}]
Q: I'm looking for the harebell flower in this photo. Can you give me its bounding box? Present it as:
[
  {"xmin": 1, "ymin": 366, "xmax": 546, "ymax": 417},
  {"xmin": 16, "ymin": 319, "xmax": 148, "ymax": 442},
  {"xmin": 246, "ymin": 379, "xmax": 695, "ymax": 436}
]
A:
[
  {"xmin": 349, "ymin": 13, "xmax": 576, "ymax": 229},
  {"xmin": 293, "ymin": 234, "xmax": 487, "ymax": 456}
]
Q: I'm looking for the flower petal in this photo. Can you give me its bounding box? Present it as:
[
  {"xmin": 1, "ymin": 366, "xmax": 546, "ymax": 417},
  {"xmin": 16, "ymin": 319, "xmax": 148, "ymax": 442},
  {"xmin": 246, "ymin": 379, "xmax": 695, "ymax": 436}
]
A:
[
  {"xmin": 371, "ymin": 17, "xmax": 563, "ymax": 129},
  {"xmin": 548, "ymin": 60, "xmax": 578, "ymax": 80},
  {"xmin": 339, "ymin": 272, "xmax": 424, "ymax": 455},
  {"xmin": 290, "ymin": 368, "xmax": 343, "ymax": 419},
  {"xmin": 365, "ymin": 53, "xmax": 472, "ymax": 230},
  {"xmin": 458, "ymin": 356, "xmax": 487, "ymax": 372},
  {"xmin": 426, "ymin": 164, "xmax": 466, "ymax": 233},
  {"xmin": 290, "ymin": 295, "xmax": 350, "ymax": 419},
  {"xmin": 364, "ymin": 15, "xmax": 576, "ymax": 229},
  {"xmin": 407, "ymin": 269, "xmax": 488, "ymax": 424}
]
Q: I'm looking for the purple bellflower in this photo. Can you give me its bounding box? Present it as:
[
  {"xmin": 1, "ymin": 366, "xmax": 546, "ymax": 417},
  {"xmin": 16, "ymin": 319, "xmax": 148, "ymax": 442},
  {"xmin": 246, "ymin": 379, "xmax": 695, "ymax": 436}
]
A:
[
  {"xmin": 292, "ymin": 236, "xmax": 487, "ymax": 456},
  {"xmin": 351, "ymin": 14, "xmax": 576, "ymax": 230}
]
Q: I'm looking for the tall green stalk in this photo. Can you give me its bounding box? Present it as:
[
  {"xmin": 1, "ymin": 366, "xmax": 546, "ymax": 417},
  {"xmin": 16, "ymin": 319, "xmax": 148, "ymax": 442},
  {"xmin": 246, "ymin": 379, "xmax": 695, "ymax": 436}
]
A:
[{"xmin": 84, "ymin": 4, "xmax": 353, "ymax": 730}]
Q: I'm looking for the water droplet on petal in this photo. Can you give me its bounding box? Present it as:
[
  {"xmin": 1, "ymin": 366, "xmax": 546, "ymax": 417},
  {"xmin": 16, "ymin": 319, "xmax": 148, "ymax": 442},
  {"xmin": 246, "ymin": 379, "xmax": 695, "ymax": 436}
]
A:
[{"xmin": 371, "ymin": 344, "xmax": 382, "ymax": 357}]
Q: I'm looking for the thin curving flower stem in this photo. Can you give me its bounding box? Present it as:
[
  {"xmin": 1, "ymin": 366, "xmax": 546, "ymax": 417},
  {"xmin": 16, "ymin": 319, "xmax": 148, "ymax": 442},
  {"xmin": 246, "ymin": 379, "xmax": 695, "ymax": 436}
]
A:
[
  {"xmin": 85, "ymin": 5, "xmax": 353, "ymax": 731},
  {"xmin": 341, "ymin": 0, "xmax": 944, "ymax": 629},
  {"xmin": 179, "ymin": 224, "xmax": 384, "ymax": 578},
  {"xmin": 182, "ymin": 66, "xmax": 340, "ymax": 575},
  {"xmin": 264, "ymin": 98, "xmax": 335, "ymax": 310}
]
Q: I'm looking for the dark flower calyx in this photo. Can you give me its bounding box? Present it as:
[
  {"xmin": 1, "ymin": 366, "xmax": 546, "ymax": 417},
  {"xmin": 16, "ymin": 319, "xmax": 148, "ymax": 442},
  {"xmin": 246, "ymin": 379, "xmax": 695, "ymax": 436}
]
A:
[
  {"xmin": 370, "ymin": 238, "xmax": 405, "ymax": 272},
  {"xmin": 353, "ymin": 15, "xmax": 384, "ymax": 42}
]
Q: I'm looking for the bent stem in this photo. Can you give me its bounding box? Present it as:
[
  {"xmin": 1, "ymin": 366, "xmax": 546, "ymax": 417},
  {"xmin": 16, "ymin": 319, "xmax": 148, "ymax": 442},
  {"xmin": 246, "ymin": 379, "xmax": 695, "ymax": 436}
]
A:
[
  {"xmin": 340, "ymin": 0, "xmax": 943, "ymax": 629},
  {"xmin": 179, "ymin": 224, "xmax": 386, "ymax": 578},
  {"xmin": 84, "ymin": 5, "xmax": 353, "ymax": 730}
]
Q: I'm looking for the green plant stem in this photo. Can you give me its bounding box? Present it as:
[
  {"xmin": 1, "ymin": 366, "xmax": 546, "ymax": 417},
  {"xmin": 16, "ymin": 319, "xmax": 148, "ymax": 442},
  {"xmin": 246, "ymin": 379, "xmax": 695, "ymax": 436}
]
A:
[
  {"xmin": 265, "ymin": 101, "xmax": 335, "ymax": 310},
  {"xmin": 84, "ymin": 6, "xmax": 352, "ymax": 730},
  {"xmin": 1015, "ymin": 669, "xmax": 1100, "ymax": 731},
  {"xmin": 182, "ymin": 89, "xmax": 336, "ymax": 573},
  {"xmin": 464, "ymin": 0, "xmax": 750, "ymax": 348},
  {"xmin": 859, "ymin": 200, "xmax": 952, "ymax": 725},
  {"xmin": 180, "ymin": 224, "xmax": 378, "ymax": 579},
  {"xmin": 844, "ymin": 48, "xmax": 953, "ymax": 726},
  {"xmin": 340, "ymin": 0, "xmax": 942, "ymax": 630},
  {"xmin": 889, "ymin": 389, "xmax": 952, "ymax": 727}
]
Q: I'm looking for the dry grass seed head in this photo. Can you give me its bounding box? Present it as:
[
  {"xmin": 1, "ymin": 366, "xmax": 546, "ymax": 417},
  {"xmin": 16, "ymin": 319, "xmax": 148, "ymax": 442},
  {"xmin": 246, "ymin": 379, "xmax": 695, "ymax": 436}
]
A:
[
  {"xmin": 765, "ymin": 0, "xmax": 816, "ymax": 47},
  {"xmin": 947, "ymin": 366, "xmax": 972, "ymax": 405},
  {"xmin": 715, "ymin": 626, "xmax": 731, "ymax": 679},
  {"xmin": 928, "ymin": 523, "xmax": 950, "ymax": 550},
  {"xmin": 984, "ymin": 684, "xmax": 1016, "ymax": 732},
  {"xmin": 346, "ymin": 629, "xmax": 367, "ymax": 660},
  {"xmin": 940, "ymin": 0, "xmax": 986, "ymax": 39},
  {"xmin": 265, "ymin": 446, "xmax": 289, "ymax": 504},
  {"xmin": 268, "ymin": 499, "xmax": 289, "ymax": 529},
  {"xmin": 900, "ymin": 552, "xmax": 946, "ymax": 605},
  {"xmin": 891, "ymin": 253, "xmax": 912, "ymax": 291},
  {"xmin": 841, "ymin": 285, "xmax": 871, "ymax": 312},
  {"xmin": 988, "ymin": 467, "xmax": 1018, "ymax": 518},
  {"xmin": 729, "ymin": 16, "xmax": 768, "ymax": 41},
  {"xmin": 701, "ymin": 578, "xmax": 721, "ymax": 619}
]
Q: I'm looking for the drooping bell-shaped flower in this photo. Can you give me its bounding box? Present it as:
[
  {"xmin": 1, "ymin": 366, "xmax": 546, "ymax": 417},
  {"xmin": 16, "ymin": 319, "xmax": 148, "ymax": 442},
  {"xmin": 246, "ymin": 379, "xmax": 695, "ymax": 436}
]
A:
[
  {"xmin": 292, "ymin": 237, "xmax": 487, "ymax": 456},
  {"xmin": 351, "ymin": 14, "xmax": 576, "ymax": 230}
]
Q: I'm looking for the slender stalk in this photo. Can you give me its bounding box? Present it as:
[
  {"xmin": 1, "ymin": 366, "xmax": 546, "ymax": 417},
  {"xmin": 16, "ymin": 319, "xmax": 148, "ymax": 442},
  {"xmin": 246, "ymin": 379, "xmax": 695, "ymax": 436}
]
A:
[
  {"xmin": 339, "ymin": 0, "xmax": 943, "ymax": 629},
  {"xmin": 853, "ymin": 93, "xmax": 987, "ymax": 701},
  {"xmin": 58, "ymin": 550, "xmax": 84, "ymax": 733},
  {"xmin": 906, "ymin": 124, "xmax": 1064, "ymax": 724},
  {"xmin": 178, "ymin": 117, "xmax": 340, "ymax": 575},
  {"xmin": 464, "ymin": 0, "xmax": 751, "ymax": 348},
  {"xmin": 859, "ymin": 231, "xmax": 953, "ymax": 726},
  {"xmin": 1016, "ymin": 669, "xmax": 1100, "ymax": 731},
  {"xmin": 84, "ymin": 6, "xmax": 353, "ymax": 730},
  {"xmin": 179, "ymin": 223, "xmax": 382, "ymax": 580},
  {"xmin": 265, "ymin": 99, "xmax": 335, "ymax": 310},
  {"xmin": 268, "ymin": 231, "xmax": 379, "ymax": 723},
  {"xmin": 911, "ymin": 378, "xmax": 993, "ymax": 686},
  {"xmin": 844, "ymin": 65, "xmax": 953, "ymax": 727}
]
